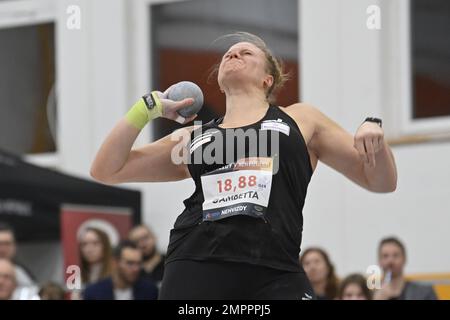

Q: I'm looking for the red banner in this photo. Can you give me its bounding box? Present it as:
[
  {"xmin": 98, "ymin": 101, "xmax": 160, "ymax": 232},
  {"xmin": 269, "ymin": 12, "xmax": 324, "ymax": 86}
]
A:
[{"xmin": 60, "ymin": 204, "xmax": 133, "ymax": 283}]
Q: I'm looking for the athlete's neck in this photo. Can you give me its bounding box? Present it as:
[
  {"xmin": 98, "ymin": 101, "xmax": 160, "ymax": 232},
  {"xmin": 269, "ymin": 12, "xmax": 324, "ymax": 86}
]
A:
[{"xmin": 222, "ymin": 92, "xmax": 269, "ymax": 128}]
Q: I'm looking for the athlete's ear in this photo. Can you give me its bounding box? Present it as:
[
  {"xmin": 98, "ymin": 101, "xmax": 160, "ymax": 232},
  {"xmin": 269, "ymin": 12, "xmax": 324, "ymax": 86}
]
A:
[{"xmin": 263, "ymin": 75, "xmax": 274, "ymax": 90}]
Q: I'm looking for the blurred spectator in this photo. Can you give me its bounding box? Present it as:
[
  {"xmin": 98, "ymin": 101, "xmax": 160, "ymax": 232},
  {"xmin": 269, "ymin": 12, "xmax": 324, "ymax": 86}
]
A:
[
  {"xmin": 0, "ymin": 223, "xmax": 39, "ymax": 299},
  {"xmin": 338, "ymin": 273, "xmax": 372, "ymax": 300},
  {"xmin": 78, "ymin": 227, "xmax": 113, "ymax": 285},
  {"xmin": 0, "ymin": 258, "xmax": 16, "ymax": 300},
  {"xmin": 83, "ymin": 240, "xmax": 158, "ymax": 300},
  {"xmin": 300, "ymin": 247, "xmax": 339, "ymax": 300},
  {"xmin": 39, "ymin": 282, "xmax": 66, "ymax": 300},
  {"xmin": 374, "ymin": 236, "xmax": 437, "ymax": 300},
  {"xmin": 129, "ymin": 225, "xmax": 165, "ymax": 286},
  {"xmin": 70, "ymin": 227, "xmax": 113, "ymax": 299},
  {"xmin": 0, "ymin": 223, "xmax": 35, "ymax": 287}
]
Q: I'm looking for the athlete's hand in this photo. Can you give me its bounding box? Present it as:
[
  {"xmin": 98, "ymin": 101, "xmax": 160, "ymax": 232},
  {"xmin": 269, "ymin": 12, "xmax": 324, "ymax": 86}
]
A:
[
  {"xmin": 353, "ymin": 122, "xmax": 384, "ymax": 168},
  {"xmin": 153, "ymin": 88, "xmax": 197, "ymax": 124}
]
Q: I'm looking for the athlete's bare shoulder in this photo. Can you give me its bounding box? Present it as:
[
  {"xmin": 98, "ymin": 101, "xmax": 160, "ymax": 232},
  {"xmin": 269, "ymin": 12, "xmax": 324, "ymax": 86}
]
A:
[
  {"xmin": 278, "ymin": 102, "xmax": 320, "ymax": 145},
  {"xmin": 281, "ymin": 102, "xmax": 321, "ymax": 121}
]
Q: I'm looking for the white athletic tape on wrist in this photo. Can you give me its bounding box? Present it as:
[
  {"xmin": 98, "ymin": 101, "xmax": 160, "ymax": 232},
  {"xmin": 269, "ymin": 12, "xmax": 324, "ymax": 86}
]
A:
[{"xmin": 175, "ymin": 115, "xmax": 185, "ymax": 124}]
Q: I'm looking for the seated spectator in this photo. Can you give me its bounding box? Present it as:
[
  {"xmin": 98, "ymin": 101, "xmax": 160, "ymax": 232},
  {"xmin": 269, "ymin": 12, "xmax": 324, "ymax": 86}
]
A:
[
  {"xmin": 0, "ymin": 223, "xmax": 38, "ymax": 299},
  {"xmin": 83, "ymin": 240, "xmax": 158, "ymax": 300},
  {"xmin": 374, "ymin": 236, "xmax": 437, "ymax": 300},
  {"xmin": 39, "ymin": 282, "xmax": 66, "ymax": 300},
  {"xmin": 129, "ymin": 225, "xmax": 165, "ymax": 286},
  {"xmin": 338, "ymin": 273, "xmax": 372, "ymax": 300},
  {"xmin": 0, "ymin": 223, "xmax": 35, "ymax": 286},
  {"xmin": 300, "ymin": 247, "xmax": 339, "ymax": 300},
  {"xmin": 0, "ymin": 258, "xmax": 16, "ymax": 300},
  {"xmin": 71, "ymin": 227, "xmax": 114, "ymax": 299},
  {"xmin": 78, "ymin": 227, "xmax": 113, "ymax": 286}
]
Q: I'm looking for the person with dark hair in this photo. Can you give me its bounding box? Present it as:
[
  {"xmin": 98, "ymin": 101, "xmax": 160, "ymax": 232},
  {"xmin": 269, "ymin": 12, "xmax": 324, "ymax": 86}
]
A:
[
  {"xmin": 300, "ymin": 248, "xmax": 339, "ymax": 299},
  {"xmin": 91, "ymin": 31, "xmax": 397, "ymax": 299},
  {"xmin": 338, "ymin": 274, "xmax": 372, "ymax": 300},
  {"xmin": 374, "ymin": 236, "xmax": 437, "ymax": 300},
  {"xmin": 39, "ymin": 282, "xmax": 66, "ymax": 300},
  {"xmin": 0, "ymin": 223, "xmax": 37, "ymax": 299},
  {"xmin": 129, "ymin": 225, "xmax": 165, "ymax": 286},
  {"xmin": 83, "ymin": 240, "xmax": 158, "ymax": 300}
]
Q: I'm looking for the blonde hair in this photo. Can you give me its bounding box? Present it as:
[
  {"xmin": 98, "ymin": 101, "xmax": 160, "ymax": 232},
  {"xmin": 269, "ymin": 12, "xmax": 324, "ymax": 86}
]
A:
[{"xmin": 210, "ymin": 32, "xmax": 290, "ymax": 103}]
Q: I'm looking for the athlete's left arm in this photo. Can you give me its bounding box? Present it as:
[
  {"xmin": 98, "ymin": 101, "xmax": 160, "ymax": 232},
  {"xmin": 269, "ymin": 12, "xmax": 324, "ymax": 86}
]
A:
[{"xmin": 289, "ymin": 103, "xmax": 397, "ymax": 193}]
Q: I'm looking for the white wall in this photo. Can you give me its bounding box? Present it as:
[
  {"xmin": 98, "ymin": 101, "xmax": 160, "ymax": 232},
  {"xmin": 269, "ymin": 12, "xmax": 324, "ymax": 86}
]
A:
[
  {"xmin": 17, "ymin": 242, "xmax": 63, "ymax": 284},
  {"xmin": 18, "ymin": 0, "xmax": 449, "ymax": 279}
]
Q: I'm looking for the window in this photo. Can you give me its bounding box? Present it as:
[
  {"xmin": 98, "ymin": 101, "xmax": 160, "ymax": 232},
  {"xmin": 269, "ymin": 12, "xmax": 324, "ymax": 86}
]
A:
[
  {"xmin": 411, "ymin": 0, "xmax": 450, "ymax": 119},
  {"xmin": 149, "ymin": 0, "xmax": 299, "ymax": 140},
  {"xmin": 0, "ymin": 22, "xmax": 56, "ymax": 156}
]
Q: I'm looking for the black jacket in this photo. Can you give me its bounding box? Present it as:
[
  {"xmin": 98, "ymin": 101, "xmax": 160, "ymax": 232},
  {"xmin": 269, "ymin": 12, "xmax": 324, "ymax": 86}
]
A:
[{"xmin": 83, "ymin": 277, "xmax": 158, "ymax": 300}]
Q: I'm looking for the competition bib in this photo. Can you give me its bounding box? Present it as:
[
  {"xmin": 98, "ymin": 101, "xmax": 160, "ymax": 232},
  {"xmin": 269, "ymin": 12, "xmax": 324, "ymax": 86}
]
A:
[{"xmin": 201, "ymin": 157, "xmax": 273, "ymax": 222}]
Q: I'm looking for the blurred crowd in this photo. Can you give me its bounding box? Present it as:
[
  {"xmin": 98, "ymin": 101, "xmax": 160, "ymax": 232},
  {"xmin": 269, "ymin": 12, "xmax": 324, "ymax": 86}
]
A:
[
  {"xmin": 0, "ymin": 222, "xmax": 438, "ymax": 300},
  {"xmin": 0, "ymin": 222, "xmax": 163, "ymax": 300},
  {"xmin": 300, "ymin": 239, "xmax": 437, "ymax": 300}
]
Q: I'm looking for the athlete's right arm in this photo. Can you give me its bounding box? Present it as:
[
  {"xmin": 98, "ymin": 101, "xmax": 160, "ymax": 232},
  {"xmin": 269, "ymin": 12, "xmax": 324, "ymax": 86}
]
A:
[{"xmin": 90, "ymin": 91, "xmax": 197, "ymax": 185}]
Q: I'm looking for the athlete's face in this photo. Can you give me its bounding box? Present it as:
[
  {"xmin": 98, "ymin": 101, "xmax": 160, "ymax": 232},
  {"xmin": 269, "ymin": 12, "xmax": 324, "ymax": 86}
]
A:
[
  {"xmin": 217, "ymin": 42, "xmax": 273, "ymax": 95},
  {"xmin": 341, "ymin": 283, "xmax": 368, "ymax": 300},
  {"xmin": 378, "ymin": 243, "xmax": 405, "ymax": 278},
  {"xmin": 302, "ymin": 251, "xmax": 329, "ymax": 284}
]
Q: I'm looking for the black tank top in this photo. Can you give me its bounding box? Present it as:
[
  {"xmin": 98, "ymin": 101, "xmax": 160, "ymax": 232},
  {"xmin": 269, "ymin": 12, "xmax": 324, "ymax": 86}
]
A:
[{"xmin": 165, "ymin": 105, "xmax": 313, "ymax": 272}]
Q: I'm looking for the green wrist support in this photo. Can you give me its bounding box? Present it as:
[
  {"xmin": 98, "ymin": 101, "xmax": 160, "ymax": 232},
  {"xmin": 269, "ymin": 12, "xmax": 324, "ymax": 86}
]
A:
[{"xmin": 125, "ymin": 93, "xmax": 163, "ymax": 130}]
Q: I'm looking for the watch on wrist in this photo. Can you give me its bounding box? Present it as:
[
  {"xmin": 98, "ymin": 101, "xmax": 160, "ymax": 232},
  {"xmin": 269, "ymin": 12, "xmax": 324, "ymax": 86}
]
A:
[{"xmin": 364, "ymin": 117, "xmax": 382, "ymax": 128}]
